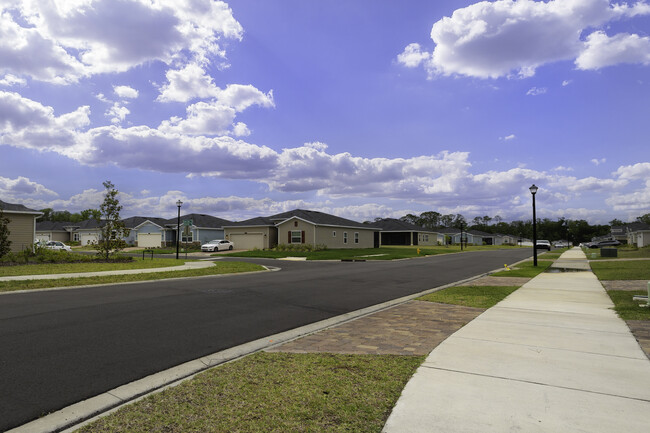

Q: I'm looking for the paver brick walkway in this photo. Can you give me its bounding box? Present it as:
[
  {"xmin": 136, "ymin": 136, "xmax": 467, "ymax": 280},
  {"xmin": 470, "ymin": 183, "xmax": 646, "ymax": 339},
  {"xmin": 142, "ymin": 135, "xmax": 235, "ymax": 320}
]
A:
[{"xmin": 267, "ymin": 300, "xmax": 485, "ymax": 356}]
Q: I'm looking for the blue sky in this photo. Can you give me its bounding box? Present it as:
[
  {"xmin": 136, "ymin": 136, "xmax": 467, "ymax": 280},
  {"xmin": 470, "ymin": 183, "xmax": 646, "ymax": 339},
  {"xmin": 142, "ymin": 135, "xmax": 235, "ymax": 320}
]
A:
[{"xmin": 1, "ymin": 0, "xmax": 649, "ymax": 223}]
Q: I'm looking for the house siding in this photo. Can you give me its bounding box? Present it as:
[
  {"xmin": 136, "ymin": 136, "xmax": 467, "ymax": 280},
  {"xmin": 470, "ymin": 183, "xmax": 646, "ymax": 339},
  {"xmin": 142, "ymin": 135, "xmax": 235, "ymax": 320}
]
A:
[
  {"xmin": 277, "ymin": 219, "xmax": 316, "ymax": 246},
  {"xmin": 314, "ymin": 225, "xmax": 375, "ymax": 249},
  {"xmin": 7, "ymin": 213, "xmax": 36, "ymax": 252},
  {"xmin": 224, "ymin": 226, "xmax": 275, "ymax": 250}
]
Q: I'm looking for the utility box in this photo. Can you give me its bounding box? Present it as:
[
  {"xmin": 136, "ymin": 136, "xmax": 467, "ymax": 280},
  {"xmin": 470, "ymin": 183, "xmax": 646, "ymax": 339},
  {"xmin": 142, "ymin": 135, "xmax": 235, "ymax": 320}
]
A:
[{"xmin": 601, "ymin": 248, "xmax": 618, "ymax": 257}]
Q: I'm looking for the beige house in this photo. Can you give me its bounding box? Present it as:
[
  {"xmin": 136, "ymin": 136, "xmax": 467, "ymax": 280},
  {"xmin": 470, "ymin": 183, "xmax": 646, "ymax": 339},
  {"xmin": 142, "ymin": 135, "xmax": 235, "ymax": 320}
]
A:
[
  {"xmin": 223, "ymin": 217, "xmax": 279, "ymax": 250},
  {"xmin": 1, "ymin": 199, "xmax": 42, "ymax": 252},
  {"xmin": 224, "ymin": 209, "xmax": 380, "ymax": 250}
]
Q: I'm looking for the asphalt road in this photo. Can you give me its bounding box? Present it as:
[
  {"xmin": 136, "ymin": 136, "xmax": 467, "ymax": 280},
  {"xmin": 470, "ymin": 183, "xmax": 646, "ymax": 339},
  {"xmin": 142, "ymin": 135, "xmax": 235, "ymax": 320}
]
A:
[{"xmin": 0, "ymin": 248, "xmax": 533, "ymax": 431}]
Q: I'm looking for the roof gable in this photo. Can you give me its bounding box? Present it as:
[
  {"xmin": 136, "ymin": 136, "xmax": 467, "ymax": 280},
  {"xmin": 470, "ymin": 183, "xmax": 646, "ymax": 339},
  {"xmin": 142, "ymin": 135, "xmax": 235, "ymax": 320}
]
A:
[
  {"xmin": 269, "ymin": 209, "xmax": 373, "ymax": 230},
  {"xmin": 0, "ymin": 199, "xmax": 41, "ymax": 215}
]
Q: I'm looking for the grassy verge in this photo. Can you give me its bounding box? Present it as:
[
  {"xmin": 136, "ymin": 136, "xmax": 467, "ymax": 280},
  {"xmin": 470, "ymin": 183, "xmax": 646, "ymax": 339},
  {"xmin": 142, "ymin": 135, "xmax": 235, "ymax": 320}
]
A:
[
  {"xmin": 418, "ymin": 285, "xmax": 520, "ymax": 309},
  {"xmin": 490, "ymin": 260, "xmax": 552, "ymax": 278},
  {"xmin": 0, "ymin": 262, "xmax": 264, "ymax": 293},
  {"xmin": 606, "ymin": 290, "xmax": 650, "ymax": 321},
  {"xmin": 588, "ymin": 246, "xmax": 650, "ymax": 260},
  {"xmin": 225, "ymin": 245, "xmax": 524, "ymax": 261},
  {"xmin": 78, "ymin": 352, "xmax": 424, "ymax": 433},
  {"xmin": 0, "ymin": 258, "xmax": 188, "ymax": 277},
  {"xmin": 590, "ymin": 260, "xmax": 650, "ymax": 280}
]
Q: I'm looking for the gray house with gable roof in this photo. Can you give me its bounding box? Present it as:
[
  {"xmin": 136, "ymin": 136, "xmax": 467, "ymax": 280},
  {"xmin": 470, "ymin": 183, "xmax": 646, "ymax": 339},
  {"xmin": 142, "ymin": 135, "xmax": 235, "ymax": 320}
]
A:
[{"xmin": 0, "ymin": 199, "xmax": 43, "ymax": 252}]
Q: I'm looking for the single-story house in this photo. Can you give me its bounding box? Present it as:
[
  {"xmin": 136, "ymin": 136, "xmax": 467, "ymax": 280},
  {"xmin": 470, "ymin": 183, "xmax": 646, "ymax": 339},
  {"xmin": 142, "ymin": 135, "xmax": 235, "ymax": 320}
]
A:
[
  {"xmin": 610, "ymin": 225, "xmax": 628, "ymax": 243},
  {"xmin": 121, "ymin": 216, "xmax": 169, "ymax": 248},
  {"xmin": 224, "ymin": 209, "xmax": 381, "ymax": 250},
  {"xmin": 223, "ymin": 217, "xmax": 278, "ymax": 250},
  {"xmin": 437, "ymin": 228, "xmax": 483, "ymax": 245},
  {"xmin": 627, "ymin": 222, "xmax": 650, "ymax": 247},
  {"xmin": 493, "ymin": 233, "xmax": 518, "ymax": 246},
  {"xmin": 164, "ymin": 213, "xmax": 232, "ymax": 247},
  {"xmin": 74, "ymin": 219, "xmax": 104, "ymax": 246},
  {"xmin": 35, "ymin": 221, "xmax": 76, "ymax": 243},
  {"xmin": 371, "ymin": 218, "xmax": 443, "ymax": 246},
  {"xmin": 1, "ymin": 199, "xmax": 42, "ymax": 252}
]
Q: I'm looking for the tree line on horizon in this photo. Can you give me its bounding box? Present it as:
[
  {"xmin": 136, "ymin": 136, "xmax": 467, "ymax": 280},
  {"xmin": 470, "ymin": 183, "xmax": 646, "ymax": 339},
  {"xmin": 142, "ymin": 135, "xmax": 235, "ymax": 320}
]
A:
[{"xmin": 390, "ymin": 211, "xmax": 650, "ymax": 243}]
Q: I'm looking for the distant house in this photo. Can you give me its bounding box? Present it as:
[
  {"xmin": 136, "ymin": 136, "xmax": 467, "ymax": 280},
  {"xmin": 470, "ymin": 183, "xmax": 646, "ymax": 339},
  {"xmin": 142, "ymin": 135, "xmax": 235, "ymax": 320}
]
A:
[
  {"xmin": 610, "ymin": 225, "xmax": 628, "ymax": 243},
  {"xmin": 0, "ymin": 199, "xmax": 42, "ymax": 252},
  {"xmin": 164, "ymin": 213, "xmax": 232, "ymax": 247},
  {"xmin": 36, "ymin": 221, "xmax": 76, "ymax": 243},
  {"xmin": 371, "ymin": 218, "xmax": 443, "ymax": 246},
  {"xmin": 436, "ymin": 228, "xmax": 487, "ymax": 245},
  {"xmin": 224, "ymin": 209, "xmax": 381, "ymax": 250},
  {"xmin": 74, "ymin": 219, "xmax": 104, "ymax": 246},
  {"xmin": 626, "ymin": 222, "xmax": 650, "ymax": 247},
  {"xmin": 121, "ymin": 216, "xmax": 169, "ymax": 248}
]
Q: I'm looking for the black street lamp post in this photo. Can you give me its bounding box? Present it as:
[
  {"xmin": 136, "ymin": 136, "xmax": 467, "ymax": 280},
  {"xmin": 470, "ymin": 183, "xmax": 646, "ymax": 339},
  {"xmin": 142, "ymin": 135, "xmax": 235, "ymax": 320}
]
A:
[
  {"xmin": 460, "ymin": 223, "xmax": 464, "ymax": 251},
  {"xmin": 176, "ymin": 200, "xmax": 183, "ymax": 260},
  {"xmin": 530, "ymin": 184, "xmax": 538, "ymax": 266}
]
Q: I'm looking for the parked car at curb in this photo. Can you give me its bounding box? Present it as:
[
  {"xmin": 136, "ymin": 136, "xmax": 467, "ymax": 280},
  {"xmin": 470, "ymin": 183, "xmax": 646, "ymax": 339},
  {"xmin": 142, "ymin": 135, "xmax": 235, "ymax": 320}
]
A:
[
  {"xmin": 45, "ymin": 241, "xmax": 72, "ymax": 252},
  {"xmin": 588, "ymin": 239, "xmax": 621, "ymax": 248},
  {"xmin": 201, "ymin": 239, "xmax": 234, "ymax": 252},
  {"xmin": 535, "ymin": 240, "xmax": 552, "ymax": 250}
]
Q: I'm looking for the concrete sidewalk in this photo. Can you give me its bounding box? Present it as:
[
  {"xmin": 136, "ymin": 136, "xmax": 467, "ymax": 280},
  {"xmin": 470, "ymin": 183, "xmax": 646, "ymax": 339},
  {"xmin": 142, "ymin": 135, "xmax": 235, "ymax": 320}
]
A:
[
  {"xmin": 0, "ymin": 261, "xmax": 216, "ymax": 281},
  {"xmin": 383, "ymin": 247, "xmax": 650, "ymax": 432}
]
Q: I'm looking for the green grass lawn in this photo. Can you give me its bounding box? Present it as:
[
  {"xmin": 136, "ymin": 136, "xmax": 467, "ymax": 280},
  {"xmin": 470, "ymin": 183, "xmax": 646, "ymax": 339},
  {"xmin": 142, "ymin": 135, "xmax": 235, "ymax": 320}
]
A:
[
  {"xmin": 418, "ymin": 285, "xmax": 520, "ymax": 309},
  {"xmin": 490, "ymin": 260, "xmax": 552, "ymax": 278},
  {"xmin": 606, "ymin": 290, "xmax": 650, "ymax": 321},
  {"xmin": 590, "ymin": 260, "xmax": 650, "ymax": 280},
  {"xmin": 77, "ymin": 352, "xmax": 424, "ymax": 433},
  {"xmin": 0, "ymin": 258, "xmax": 187, "ymax": 277},
  {"xmin": 588, "ymin": 246, "xmax": 650, "ymax": 260},
  {"xmin": 226, "ymin": 245, "xmax": 524, "ymax": 261},
  {"xmin": 0, "ymin": 262, "xmax": 264, "ymax": 292}
]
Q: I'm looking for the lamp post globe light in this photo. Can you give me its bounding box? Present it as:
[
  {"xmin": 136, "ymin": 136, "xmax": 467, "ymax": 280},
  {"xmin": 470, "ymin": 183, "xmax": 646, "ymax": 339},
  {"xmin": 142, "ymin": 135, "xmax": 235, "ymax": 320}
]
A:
[
  {"xmin": 529, "ymin": 184, "xmax": 538, "ymax": 267},
  {"xmin": 176, "ymin": 200, "xmax": 183, "ymax": 260}
]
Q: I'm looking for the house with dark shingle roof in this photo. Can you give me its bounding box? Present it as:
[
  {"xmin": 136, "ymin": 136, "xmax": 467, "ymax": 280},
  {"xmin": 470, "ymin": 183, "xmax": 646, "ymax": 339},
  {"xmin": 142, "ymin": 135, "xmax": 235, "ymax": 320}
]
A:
[
  {"xmin": 371, "ymin": 218, "xmax": 443, "ymax": 246},
  {"xmin": 163, "ymin": 213, "xmax": 232, "ymax": 247},
  {"xmin": 223, "ymin": 209, "xmax": 381, "ymax": 250},
  {"xmin": 0, "ymin": 199, "xmax": 43, "ymax": 252},
  {"xmin": 35, "ymin": 221, "xmax": 77, "ymax": 243},
  {"xmin": 626, "ymin": 222, "xmax": 650, "ymax": 247}
]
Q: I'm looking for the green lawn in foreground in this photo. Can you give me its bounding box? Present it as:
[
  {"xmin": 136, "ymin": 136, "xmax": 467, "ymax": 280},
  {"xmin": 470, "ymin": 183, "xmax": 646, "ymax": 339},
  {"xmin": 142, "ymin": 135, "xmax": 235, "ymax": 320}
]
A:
[
  {"xmin": 0, "ymin": 262, "xmax": 264, "ymax": 292},
  {"xmin": 590, "ymin": 260, "xmax": 650, "ymax": 280},
  {"xmin": 490, "ymin": 260, "xmax": 552, "ymax": 278},
  {"xmin": 418, "ymin": 285, "xmax": 520, "ymax": 309},
  {"xmin": 0, "ymin": 258, "xmax": 187, "ymax": 277},
  {"xmin": 225, "ymin": 245, "xmax": 522, "ymax": 261},
  {"xmin": 78, "ymin": 352, "xmax": 424, "ymax": 433},
  {"xmin": 606, "ymin": 290, "xmax": 650, "ymax": 321}
]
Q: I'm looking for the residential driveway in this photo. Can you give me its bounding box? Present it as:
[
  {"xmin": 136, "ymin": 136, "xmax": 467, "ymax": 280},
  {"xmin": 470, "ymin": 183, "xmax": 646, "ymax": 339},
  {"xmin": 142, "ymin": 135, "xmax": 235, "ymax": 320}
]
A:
[{"xmin": 0, "ymin": 248, "xmax": 532, "ymax": 431}]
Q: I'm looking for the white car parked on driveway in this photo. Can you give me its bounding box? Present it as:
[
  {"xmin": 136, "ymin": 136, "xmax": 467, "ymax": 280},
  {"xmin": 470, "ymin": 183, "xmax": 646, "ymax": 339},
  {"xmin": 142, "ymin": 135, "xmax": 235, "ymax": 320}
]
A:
[
  {"xmin": 45, "ymin": 241, "xmax": 72, "ymax": 252},
  {"xmin": 201, "ymin": 240, "xmax": 234, "ymax": 252}
]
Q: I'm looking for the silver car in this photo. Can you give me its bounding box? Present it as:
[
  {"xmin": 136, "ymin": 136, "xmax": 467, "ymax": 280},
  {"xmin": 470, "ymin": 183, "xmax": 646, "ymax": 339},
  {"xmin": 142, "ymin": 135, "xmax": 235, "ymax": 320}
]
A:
[
  {"xmin": 201, "ymin": 240, "xmax": 234, "ymax": 252},
  {"xmin": 45, "ymin": 241, "xmax": 72, "ymax": 252}
]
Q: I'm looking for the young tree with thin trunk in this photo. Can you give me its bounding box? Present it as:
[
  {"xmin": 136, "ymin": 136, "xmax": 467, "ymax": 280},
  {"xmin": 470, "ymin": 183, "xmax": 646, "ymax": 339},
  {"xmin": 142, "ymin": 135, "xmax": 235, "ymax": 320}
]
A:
[{"xmin": 94, "ymin": 181, "xmax": 130, "ymax": 260}]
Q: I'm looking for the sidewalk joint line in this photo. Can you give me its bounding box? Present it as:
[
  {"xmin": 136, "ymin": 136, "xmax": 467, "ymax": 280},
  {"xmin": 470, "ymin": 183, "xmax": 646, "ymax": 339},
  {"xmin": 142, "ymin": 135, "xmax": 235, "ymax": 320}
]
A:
[{"xmin": 422, "ymin": 366, "xmax": 650, "ymax": 403}]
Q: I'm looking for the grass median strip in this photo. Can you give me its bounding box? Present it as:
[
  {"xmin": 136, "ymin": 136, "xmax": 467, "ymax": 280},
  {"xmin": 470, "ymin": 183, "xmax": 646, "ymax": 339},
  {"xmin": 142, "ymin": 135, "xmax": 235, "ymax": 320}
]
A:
[
  {"xmin": 0, "ymin": 258, "xmax": 188, "ymax": 277},
  {"xmin": 490, "ymin": 260, "xmax": 552, "ymax": 278},
  {"xmin": 78, "ymin": 352, "xmax": 424, "ymax": 433},
  {"xmin": 418, "ymin": 285, "xmax": 521, "ymax": 309},
  {"xmin": 0, "ymin": 262, "xmax": 264, "ymax": 292}
]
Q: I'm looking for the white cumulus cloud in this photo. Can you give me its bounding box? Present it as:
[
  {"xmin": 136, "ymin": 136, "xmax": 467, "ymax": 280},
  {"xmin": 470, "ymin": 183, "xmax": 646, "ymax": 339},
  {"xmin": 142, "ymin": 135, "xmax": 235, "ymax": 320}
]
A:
[{"xmin": 398, "ymin": 0, "xmax": 650, "ymax": 79}]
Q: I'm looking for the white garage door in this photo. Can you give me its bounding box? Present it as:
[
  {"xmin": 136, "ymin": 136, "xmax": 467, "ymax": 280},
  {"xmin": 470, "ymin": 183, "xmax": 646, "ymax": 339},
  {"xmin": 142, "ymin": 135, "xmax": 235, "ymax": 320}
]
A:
[
  {"xmin": 36, "ymin": 234, "xmax": 50, "ymax": 242},
  {"xmin": 80, "ymin": 233, "xmax": 98, "ymax": 246},
  {"xmin": 229, "ymin": 233, "xmax": 264, "ymax": 250},
  {"xmin": 138, "ymin": 233, "xmax": 162, "ymax": 248}
]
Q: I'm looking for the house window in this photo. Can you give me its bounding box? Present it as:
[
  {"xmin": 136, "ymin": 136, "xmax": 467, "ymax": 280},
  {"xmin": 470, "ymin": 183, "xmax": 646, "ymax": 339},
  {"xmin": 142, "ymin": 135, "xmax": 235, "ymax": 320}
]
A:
[
  {"xmin": 291, "ymin": 230, "xmax": 302, "ymax": 243},
  {"xmin": 182, "ymin": 231, "xmax": 193, "ymax": 243},
  {"xmin": 73, "ymin": 233, "xmax": 80, "ymax": 242},
  {"xmin": 354, "ymin": 232, "xmax": 359, "ymax": 244},
  {"xmin": 333, "ymin": 231, "xmax": 336, "ymax": 237},
  {"xmin": 343, "ymin": 232, "xmax": 348, "ymax": 244}
]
